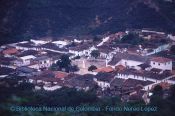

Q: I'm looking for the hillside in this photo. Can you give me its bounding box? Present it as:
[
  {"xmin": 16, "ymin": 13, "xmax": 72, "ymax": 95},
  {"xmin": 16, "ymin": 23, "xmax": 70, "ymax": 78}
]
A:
[{"xmin": 0, "ymin": 0, "xmax": 175, "ymax": 45}]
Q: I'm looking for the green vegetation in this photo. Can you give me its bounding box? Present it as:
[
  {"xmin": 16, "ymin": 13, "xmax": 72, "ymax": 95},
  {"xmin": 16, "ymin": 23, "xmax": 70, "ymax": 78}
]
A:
[
  {"xmin": 120, "ymin": 33, "xmax": 144, "ymax": 45},
  {"xmin": 0, "ymin": 0, "xmax": 175, "ymax": 45},
  {"xmin": 88, "ymin": 65, "xmax": 97, "ymax": 72},
  {"xmin": 1, "ymin": 78, "xmax": 175, "ymax": 116},
  {"xmin": 56, "ymin": 54, "xmax": 71, "ymax": 72},
  {"xmin": 90, "ymin": 50, "xmax": 100, "ymax": 59}
]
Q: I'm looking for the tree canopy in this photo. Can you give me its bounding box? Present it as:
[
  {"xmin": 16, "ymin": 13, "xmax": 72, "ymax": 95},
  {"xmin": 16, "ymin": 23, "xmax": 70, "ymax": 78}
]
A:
[
  {"xmin": 120, "ymin": 33, "xmax": 144, "ymax": 45},
  {"xmin": 88, "ymin": 65, "xmax": 97, "ymax": 71},
  {"xmin": 90, "ymin": 50, "xmax": 100, "ymax": 59},
  {"xmin": 56, "ymin": 54, "xmax": 71, "ymax": 72}
]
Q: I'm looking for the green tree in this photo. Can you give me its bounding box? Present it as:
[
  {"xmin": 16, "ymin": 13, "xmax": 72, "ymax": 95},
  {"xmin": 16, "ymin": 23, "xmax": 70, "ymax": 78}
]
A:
[
  {"xmin": 56, "ymin": 54, "xmax": 71, "ymax": 72},
  {"xmin": 88, "ymin": 65, "xmax": 97, "ymax": 71},
  {"xmin": 120, "ymin": 33, "xmax": 144, "ymax": 45},
  {"xmin": 150, "ymin": 85, "xmax": 164, "ymax": 108},
  {"xmin": 90, "ymin": 50, "xmax": 100, "ymax": 59}
]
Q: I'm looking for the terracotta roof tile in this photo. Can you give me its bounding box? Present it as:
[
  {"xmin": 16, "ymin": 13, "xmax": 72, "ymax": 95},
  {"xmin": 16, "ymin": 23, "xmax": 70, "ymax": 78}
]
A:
[
  {"xmin": 151, "ymin": 57, "xmax": 172, "ymax": 63},
  {"xmin": 94, "ymin": 66, "xmax": 114, "ymax": 73},
  {"xmin": 2, "ymin": 48, "xmax": 18, "ymax": 55}
]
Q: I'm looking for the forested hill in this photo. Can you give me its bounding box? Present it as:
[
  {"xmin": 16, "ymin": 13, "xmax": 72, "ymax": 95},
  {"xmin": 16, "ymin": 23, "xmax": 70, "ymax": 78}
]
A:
[{"xmin": 0, "ymin": 0, "xmax": 175, "ymax": 45}]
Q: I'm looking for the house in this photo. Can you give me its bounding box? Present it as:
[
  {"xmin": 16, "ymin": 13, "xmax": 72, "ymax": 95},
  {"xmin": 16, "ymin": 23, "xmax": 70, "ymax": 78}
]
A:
[
  {"xmin": 28, "ymin": 76, "xmax": 63, "ymax": 91},
  {"xmin": 150, "ymin": 57, "xmax": 172, "ymax": 70},
  {"xmin": 16, "ymin": 66, "xmax": 39, "ymax": 77},
  {"xmin": 122, "ymin": 78, "xmax": 154, "ymax": 91},
  {"xmin": 2, "ymin": 48, "xmax": 18, "ymax": 56},
  {"xmin": 110, "ymin": 78, "xmax": 125, "ymax": 89},
  {"xmin": 116, "ymin": 68, "xmax": 175, "ymax": 85},
  {"xmin": 0, "ymin": 56, "xmax": 17, "ymax": 68},
  {"xmin": 54, "ymin": 71, "xmax": 69, "ymax": 79},
  {"xmin": 97, "ymin": 45, "xmax": 114, "ymax": 59},
  {"xmin": 93, "ymin": 66, "xmax": 114, "ymax": 75},
  {"xmin": 41, "ymin": 43, "xmax": 69, "ymax": 54},
  {"xmin": 141, "ymin": 28, "xmax": 166, "ymax": 35},
  {"xmin": 33, "ymin": 56, "xmax": 52, "ymax": 70},
  {"xmin": 0, "ymin": 67, "xmax": 15, "ymax": 78},
  {"xmin": 111, "ymin": 77, "xmax": 153, "ymax": 92},
  {"xmin": 108, "ymin": 52, "xmax": 148, "ymax": 69},
  {"xmin": 115, "ymin": 65, "xmax": 126, "ymax": 71},
  {"xmin": 43, "ymin": 50, "xmax": 62, "ymax": 63},
  {"xmin": 17, "ymin": 50, "xmax": 39, "ymax": 57},
  {"xmin": 14, "ymin": 55, "xmax": 36, "ymax": 67},
  {"xmin": 30, "ymin": 38, "xmax": 52, "ymax": 45},
  {"xmin": 74, "ymin": 39, "xmax": 82, "ymax": 43},
  {"xmin": 64, "ymin": 74, "xmax": 96, "ymax": 91},
  {"xmin": 69, "ymin": 44, "xmax": 96, "ymax": 57},
  {"xmin": 94, "ymin": 72, "xmax": 115, "ymax": 90},
  {"xmin": 16, "ymin": 41, "xmax": 45, "ymax": 51},
  {"xmin": 141, "ymin": 43, "xmax": 170, "ymax": 56},
  {"xmin": 52, "ymin": 40, "xmax": 70, "ymax": 48}
]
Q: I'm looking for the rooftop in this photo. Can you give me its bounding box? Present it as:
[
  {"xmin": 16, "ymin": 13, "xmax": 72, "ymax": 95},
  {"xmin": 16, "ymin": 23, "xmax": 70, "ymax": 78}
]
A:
[
  {"xmin": 2, "ymin": 48, "xmax": 18, "ymax": 55},
  {"xmin": 20, "ymin": 55, "xmax": 36, "ymax": 60},
  {"xmin": 34, "ymin": 56, "xmax": 50, "ymax": 61},
  {"xmin": 151, "ymin": 57, "xmax": 172, "ymax": 63},
  {"xmin": 17, "ymin": 50, "xmax": 39, "ymax": 57},
  {"xmin": 64, "ymin": 74, "xmax": 95, "ymax": 88},
  {"xmin": 69, "ymin": 43, "xmax": 92, "ymax": 51},
  {"xmin": 118, "ymin": 68, "xmax": 173, "ymax": 80},
  {"xmin": 108, "ymin": 52, "xmax": 148, "ymax": 66},
  {"xmin": 54, "ymin": 71, "xmax": 69, "ymax": 78},
  {"xmin": 94, "ymin": 66, "xmax": 114, "ymax": 73},
  {"xmin": 95, "ymin": 72, "xmax": 115, "ymax": 82},
  {"xmin": 0, "ymin": 67, "xmax": 15, "ymax": 75}
]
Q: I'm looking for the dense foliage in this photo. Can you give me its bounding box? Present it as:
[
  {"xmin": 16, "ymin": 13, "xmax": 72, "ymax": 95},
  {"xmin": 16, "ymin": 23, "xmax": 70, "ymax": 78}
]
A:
[
  {"xmin": 0, "ymin": 0, "xmax": 175, "ymax": 45},
  {"xmin": 1, "ymin": 76, "xmax": 175, "ymax": 116}
]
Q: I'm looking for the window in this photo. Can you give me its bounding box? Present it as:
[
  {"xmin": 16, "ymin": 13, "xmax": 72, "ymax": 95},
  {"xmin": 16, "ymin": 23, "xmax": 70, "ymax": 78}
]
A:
[
  {"xmin": 158, "ymin": 63, "xmax": 160, "ymax": 66},
  {"xmin": 153, "ymin": 62, "xmax": 155, "ymax": 65}
]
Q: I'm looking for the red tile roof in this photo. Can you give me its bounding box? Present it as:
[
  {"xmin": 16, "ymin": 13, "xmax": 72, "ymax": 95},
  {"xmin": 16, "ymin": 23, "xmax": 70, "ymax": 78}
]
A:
[
  {"xmin": 94, "ymin": 66, "xmax": 114, "ymax": 73},
  {"xmin": 54, "ymin": 71, "xmax": 69, "ymax": 78},
  {"xmin": 151, "ymin": 57, "xmax": 172, "ymax": 63},
  {"xmin": 2, "ymin": 48, "xmax": 18, "ymax": 55}
]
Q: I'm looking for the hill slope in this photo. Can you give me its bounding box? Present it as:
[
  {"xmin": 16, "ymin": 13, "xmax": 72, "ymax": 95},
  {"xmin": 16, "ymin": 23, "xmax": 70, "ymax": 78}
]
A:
[{"xmin": 0, "ymin": 0, "xmax": 175, "ymax": 44}]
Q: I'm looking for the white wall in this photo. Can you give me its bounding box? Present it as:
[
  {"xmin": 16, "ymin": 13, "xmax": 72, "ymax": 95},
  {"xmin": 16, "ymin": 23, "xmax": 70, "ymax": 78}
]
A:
[
  {"xmin": 150, "ymin": 61, "xmax": 172, "ymax": 70},
  {"xmin": 94, "ymin": 78, "xmax": 110, "ymax": 89}
]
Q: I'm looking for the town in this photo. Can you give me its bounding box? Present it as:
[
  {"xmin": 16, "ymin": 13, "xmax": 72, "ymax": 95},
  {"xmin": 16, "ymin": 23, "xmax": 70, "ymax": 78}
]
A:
[{"xmin": 1, "ymin": 28, "xmax": 175, "ymax": 104}]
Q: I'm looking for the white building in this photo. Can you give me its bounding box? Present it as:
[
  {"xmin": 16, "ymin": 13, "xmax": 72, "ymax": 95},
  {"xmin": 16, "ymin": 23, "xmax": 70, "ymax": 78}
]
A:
[
  {"xmin": 144, "ymin": 44, "xmax": 170, "ymax": 56},
  {"xmin": 150, "ymin": 57, "xmax": 172, "ymax": 71},
  {"xmin": 107, "ymin": 52, "xmax": 147, "ymax": 69},
  {"xmin": 116, "ymin": 69, "xmax": 175, "ymax": 88},
  {"xmin": 14, "ymin": 55, "xmax": 36, "ymax": 66},
  {"xmin": 33, "ymin": 56, "xmax": 53, "ymax": 69},
  {"xmin": 69, "ymin": 45, "xmax": 97, "ymax": 57},
  {"xmin": 52, "ymin": 40, "xmax": 70, "ymax": 48},
  {"xmin": 93, "ymin": 78, "xmax": 110, "ymax": 90},
  {"xmin": 31, "ymin": 39, "xmax": 51, "ymax": 45}
]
